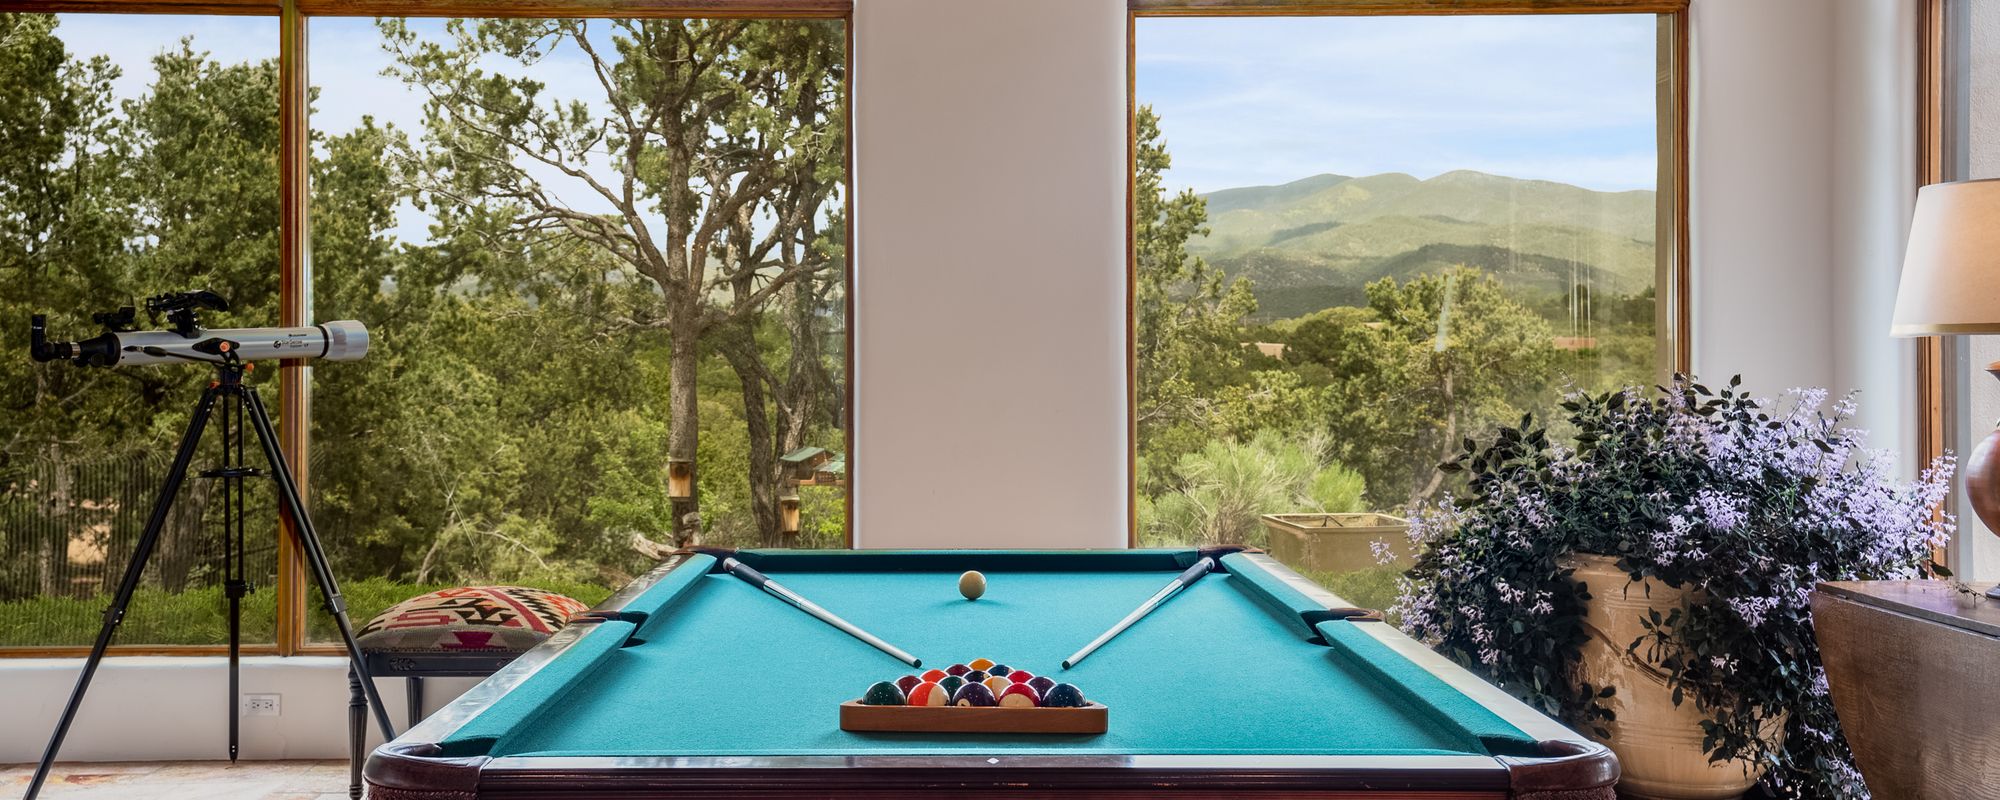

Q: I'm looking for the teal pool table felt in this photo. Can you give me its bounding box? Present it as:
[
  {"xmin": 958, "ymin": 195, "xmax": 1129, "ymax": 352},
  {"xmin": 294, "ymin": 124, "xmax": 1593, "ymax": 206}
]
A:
[{"xmin": 437, "ymin": 551, "xmax": 1535, "ymax": 759}]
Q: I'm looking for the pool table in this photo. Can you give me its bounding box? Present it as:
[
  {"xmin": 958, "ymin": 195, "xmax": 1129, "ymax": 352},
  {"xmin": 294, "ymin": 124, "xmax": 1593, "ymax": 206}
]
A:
[{"xmin": 365, "ymin": 548, "xmax": 1616, "ymax": 798}]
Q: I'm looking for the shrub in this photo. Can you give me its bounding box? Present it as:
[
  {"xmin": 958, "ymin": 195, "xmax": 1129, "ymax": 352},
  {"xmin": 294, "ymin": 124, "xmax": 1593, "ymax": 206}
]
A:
[{"xmin": 1395, "ymin": 378, "xmax": 1953, "ymax": 799}]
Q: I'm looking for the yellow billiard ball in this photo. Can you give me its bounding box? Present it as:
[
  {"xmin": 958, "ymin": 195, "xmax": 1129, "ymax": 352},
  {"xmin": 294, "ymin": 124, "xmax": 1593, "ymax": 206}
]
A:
[{"xmin": 959, "ymin": 570, "xmax": 986, "ymax": 601}]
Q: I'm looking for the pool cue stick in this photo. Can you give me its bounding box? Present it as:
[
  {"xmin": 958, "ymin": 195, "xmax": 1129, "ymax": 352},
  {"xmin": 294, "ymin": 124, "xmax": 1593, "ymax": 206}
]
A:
[
  {"xmin": 1061, "ymin": 556, "xmax": 1217, "ymax": 669},
  {"xmin": 719, "ymin": 557, "xmax": 922, "ymax": 668}
]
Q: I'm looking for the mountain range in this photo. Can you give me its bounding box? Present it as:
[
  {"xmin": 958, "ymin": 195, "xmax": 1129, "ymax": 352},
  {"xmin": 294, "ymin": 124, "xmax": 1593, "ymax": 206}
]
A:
[{"xmin": 1188, "ymin": 171, "xmax": 1657, "ymax": 321}]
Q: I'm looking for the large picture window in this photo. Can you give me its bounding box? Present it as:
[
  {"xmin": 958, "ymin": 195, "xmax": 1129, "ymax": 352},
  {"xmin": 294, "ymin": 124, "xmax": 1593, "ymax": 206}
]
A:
[
  {"xmin": 0, "ymin": 4, "xmax": 851, "ymax": 652},
  {"xmin": 306, "ymin": 16, "xmax": 850, "ymax": 640},
  {"xmin": 1131, "ymin": 6, "xmax": 1686, "ymax": 610},
  {"xmin": 0, "ymin": 12, "xmax": 282, "ymax": 647}
]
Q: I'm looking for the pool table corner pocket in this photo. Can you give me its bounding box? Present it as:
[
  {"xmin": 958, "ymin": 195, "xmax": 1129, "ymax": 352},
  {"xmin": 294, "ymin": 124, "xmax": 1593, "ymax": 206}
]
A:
[
  {"xmin": 363, "ymin": 740, "xmax": 489, "ymax": 800},
  {"xmin": 1495, "ymin": 738, "xmax": 1620, "ymax": 800}
]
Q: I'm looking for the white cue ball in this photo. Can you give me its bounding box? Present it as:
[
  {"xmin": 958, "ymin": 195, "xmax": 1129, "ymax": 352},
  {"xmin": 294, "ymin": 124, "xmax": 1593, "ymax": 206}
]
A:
[{"xmin": 959, "ymin": 570, "xmax": 987, "ymax": 601}]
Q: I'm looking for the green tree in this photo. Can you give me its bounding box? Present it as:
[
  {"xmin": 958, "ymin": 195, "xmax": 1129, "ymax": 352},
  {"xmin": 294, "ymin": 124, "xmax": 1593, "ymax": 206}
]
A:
[
  {"xmin": 380, "ymin": 18, "xmax": 846, "ymax": 545},
  {"xmin": 1364, "ymin": 268, "xmax": 1556, "ymax": 507},
  {"xmin": 1133, "ymin": 104, "xmax": 1256, "ymax": 463}
]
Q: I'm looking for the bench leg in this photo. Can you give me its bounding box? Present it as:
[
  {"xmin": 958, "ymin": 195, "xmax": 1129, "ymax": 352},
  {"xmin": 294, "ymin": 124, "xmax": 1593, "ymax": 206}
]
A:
[
  {"xmin": 348, "ymin": 664, "xmax": 365, "ymax": 799},
  {"xmin": 407, "ymin": 676, "xmax": 424, "ymax": 728}
]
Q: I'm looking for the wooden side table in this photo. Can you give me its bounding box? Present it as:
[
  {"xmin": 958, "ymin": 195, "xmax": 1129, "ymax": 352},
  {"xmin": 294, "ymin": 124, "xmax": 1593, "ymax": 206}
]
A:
[{"xmin": 1811, "ymin": 580, "xmax": 2000, "ymax": 800}]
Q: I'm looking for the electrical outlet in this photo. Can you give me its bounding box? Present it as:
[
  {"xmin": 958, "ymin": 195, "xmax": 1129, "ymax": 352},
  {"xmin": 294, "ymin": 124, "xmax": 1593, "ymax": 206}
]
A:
[{"xmin": 242, "ymin": 693, "xmax": 281, "ymax": 717}]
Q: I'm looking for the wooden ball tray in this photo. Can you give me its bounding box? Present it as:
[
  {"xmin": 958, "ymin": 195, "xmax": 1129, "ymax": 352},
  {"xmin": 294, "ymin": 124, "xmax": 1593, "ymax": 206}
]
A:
[{"xmin": 839, "ymin": 701, "xmax": 1108, "ymax": 734}]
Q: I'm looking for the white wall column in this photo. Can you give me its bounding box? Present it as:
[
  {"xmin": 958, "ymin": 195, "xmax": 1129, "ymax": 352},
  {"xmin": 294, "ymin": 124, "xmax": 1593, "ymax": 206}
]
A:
[{"xmin": 851, "ymin": 0, "xmax": 1131, "ymax": 549}]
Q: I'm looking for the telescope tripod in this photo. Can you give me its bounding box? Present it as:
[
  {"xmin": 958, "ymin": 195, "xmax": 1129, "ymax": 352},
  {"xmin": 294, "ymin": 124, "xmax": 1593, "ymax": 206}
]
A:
[{"xmin": 24, "ymin": 351, "xmax": 395, "ymax": 800}]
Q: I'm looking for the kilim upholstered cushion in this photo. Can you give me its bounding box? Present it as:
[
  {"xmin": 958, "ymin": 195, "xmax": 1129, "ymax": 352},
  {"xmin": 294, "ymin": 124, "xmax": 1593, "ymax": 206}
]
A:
[{"xmin": 356, "ymin": 586, "xmax": 590, "ymax": 653}]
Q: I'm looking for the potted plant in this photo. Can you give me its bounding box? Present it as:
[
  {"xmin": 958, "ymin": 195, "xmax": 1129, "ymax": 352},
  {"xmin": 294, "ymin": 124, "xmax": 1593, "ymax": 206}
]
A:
[{"xmin": 1393, "ymin": 377, "xmax": 1953, "ymax": 800}]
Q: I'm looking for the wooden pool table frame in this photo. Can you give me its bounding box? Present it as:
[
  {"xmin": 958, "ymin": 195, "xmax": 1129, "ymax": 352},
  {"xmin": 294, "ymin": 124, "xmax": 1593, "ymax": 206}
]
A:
[{"xmin": 365, "ymin": 548, "xmax": 1617, "ymax": 799}]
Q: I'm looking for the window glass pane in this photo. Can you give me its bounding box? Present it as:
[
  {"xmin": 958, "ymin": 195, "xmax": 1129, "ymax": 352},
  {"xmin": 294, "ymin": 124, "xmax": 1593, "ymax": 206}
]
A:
[
  {"xmin": 308, "ymin": 17, "xmax": 849, "ymax": 638},
  {"xmin": 1952, "ymin": 1, "xmax": 2000, "ymax": 581},
  {"xmin": 0, "ymin": 13, "xmax": 281, "ymax": 647},
  {"xmin": 1133, "ymin": 15, "xmax": 1665, "ymax": 609}
]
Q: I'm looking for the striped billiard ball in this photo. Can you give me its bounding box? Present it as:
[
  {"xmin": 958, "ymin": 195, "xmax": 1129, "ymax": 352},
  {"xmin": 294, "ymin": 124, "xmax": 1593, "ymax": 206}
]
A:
[
  {"xmin": 983, "ymin": 676, "xmax": 1009, "ymax": 694},
  {"xmin": 907, "ymin": 681, "xmax": 951, "ymax": 706}
]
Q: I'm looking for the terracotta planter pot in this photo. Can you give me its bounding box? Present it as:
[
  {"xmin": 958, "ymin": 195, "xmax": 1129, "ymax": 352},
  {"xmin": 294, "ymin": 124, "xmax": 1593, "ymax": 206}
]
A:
[{"xmin": 1562, "ymin": 553, "xmax": 1781, "ymax": 800}]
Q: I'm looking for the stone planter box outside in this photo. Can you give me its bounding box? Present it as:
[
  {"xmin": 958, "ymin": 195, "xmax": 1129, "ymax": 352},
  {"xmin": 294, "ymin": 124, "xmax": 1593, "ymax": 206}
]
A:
[{"xmin": 1258, "ymin": 512, "xmax": 1411, "ymax": 572}]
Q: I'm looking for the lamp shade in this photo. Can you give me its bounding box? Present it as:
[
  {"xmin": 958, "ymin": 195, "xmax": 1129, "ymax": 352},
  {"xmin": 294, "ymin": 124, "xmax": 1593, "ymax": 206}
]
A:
[{"xmin": 1893, "ymin": 178, "xmax": 2000, "ymax": 336}]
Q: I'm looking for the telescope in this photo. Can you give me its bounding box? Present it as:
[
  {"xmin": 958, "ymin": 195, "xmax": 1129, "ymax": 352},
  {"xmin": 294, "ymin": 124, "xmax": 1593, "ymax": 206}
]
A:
[
  {"xmin": 20, "ymin": 287, "xmax": 396, "ymax": 799},
  {"xmin": 30, "ymin": 290, "xmax": 369, "ymax": 367}
]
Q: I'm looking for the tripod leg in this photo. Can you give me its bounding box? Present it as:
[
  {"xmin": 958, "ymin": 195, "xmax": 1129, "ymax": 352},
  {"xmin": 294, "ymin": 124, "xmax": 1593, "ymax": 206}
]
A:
[
  {"xmin": 224, "ymin": 395, "xmax": 246, "ymax": 762},
  {"xmin": 237, "ymin": 385, "xmax": 397, "ymax": 741},
  {"xmin": 24, "ymin": 386, "xmax": 222, "ymax": 800},
  {"xmin": 228, "ymin": 578, "xmax": 241, "ymax": 762}
]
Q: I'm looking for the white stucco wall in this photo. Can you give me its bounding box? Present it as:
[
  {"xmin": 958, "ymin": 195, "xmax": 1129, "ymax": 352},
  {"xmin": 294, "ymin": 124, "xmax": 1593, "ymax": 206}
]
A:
[{"xmin": 849, "ymin": 0, "xmax": 1130, "ymax": 550}]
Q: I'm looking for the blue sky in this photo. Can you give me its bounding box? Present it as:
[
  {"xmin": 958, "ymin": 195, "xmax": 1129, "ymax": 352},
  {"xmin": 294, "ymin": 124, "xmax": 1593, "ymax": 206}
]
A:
[
  {"xmin": 50, "ymin": 11, "xmax": 1659, "ymax": 222},
  {"xmin": 1137, "ymin": 15, "xmax": 1659, "ymax": 194}
]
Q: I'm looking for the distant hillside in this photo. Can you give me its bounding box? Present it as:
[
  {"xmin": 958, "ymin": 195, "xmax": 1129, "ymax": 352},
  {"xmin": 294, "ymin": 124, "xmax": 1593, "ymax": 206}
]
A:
[{"xmin": 1189, "ymin": 171, "xmax": 1657, "ymax": 321}]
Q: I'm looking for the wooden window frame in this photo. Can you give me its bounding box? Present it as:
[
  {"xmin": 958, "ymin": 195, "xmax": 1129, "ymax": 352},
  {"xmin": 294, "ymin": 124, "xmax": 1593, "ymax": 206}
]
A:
[
  {"xmin": 2, "ymin": 0, "xmax": 855, "ymax": 657},
  {"xmin": 1125, "ymin": 0, "xmax": 1693, "ymax": 546}
]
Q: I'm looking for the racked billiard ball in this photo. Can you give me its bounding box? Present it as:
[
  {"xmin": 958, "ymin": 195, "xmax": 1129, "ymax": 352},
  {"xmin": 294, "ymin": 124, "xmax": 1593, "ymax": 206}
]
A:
[
  {"xmin": 997, "ymin": 683, "xmax": 1041, "ymax": 708},
  {"xmin": 1042, "ymin": 683, "xmax": 1087, "ymax": 708},
  {"xmin": 963, "ymin": 670, "xmax": 989, "ymax": 684},
  {"xmin": 1027, "ymin": 676, "xmax": 1056, "ymax": 695},
  {"xmin": 988, "ymin": 664, "xmax": 1012, "ymax": 677},
  {"xmin": 894, "ymin": 675, "xmax": 922, "ymax": 694},
  {"xmin": 1008, "ymin": 670, "xmax": 1034, "ymax": 684},
  {"xmin": 945, "ymin": 663, "xmax": 971, "ymax": 677},
  {"xmin": 939, "ymin": 675, "xmax": 967, "ymax": 696},
  {"xmin": 907, "ymin": 681, "xmax": 951, "ymax": 706},
  {"xmin": 959, "ymin": 571, "xmax": 986, "ymax": 601},
  {"xmin": 861, "ymin": 681, "xmax": 906, "ymax": 706},
  {"xmin": 983, "ymin": 676, "xmax": 1009, "ymax": 694},
  {"xmin": 953, "ymin": 682, "xmax": 998, "ymax": 707},
  {"xmin": 968, "ymin": 658, "xmax": 995, "ymax": 671},
  {"xmin": 920, "ymin": 668, "xmax": 948, "ymax": 683}
]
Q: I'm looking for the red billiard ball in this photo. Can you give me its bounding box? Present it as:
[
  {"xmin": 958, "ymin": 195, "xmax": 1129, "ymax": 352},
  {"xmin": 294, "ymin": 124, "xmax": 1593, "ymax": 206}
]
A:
[
  {"xmin": 919, "ymin": 668, "xmax": 948, "ymax": 683},
  {"xmin": 998, "ymin": 682, "xmax": 1041, "ymax": 708},
  {"xmin": 1008, "ymin": 670, "xmax": 1034, "ymax": 684},
  {"xmin": 946, "ymin": 663, "xmax": 971, "ymax": 677}
]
